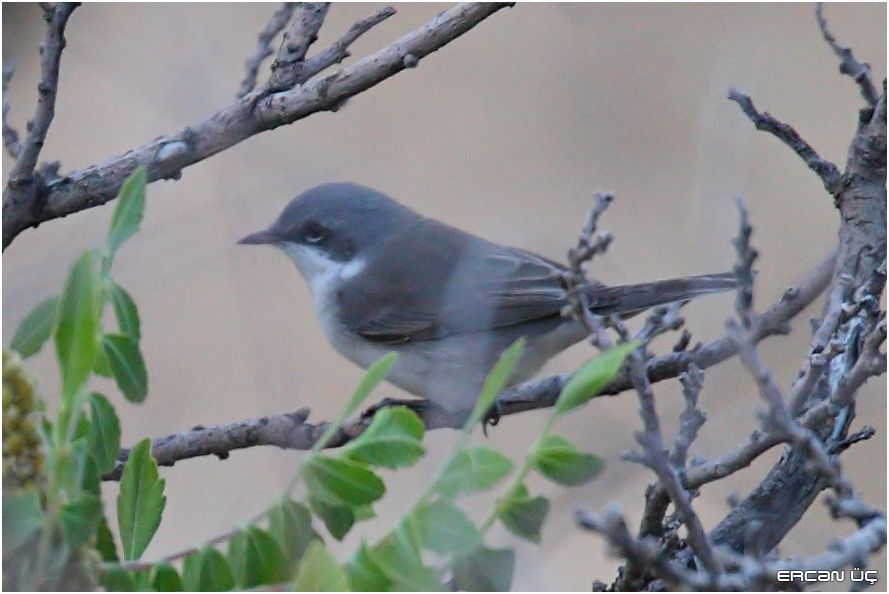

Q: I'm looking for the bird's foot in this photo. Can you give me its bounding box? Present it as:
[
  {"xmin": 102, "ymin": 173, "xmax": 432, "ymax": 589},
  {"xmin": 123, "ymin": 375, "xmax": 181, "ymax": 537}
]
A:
[
  {"xmin": 482, "ymin": 401, "xmax": 502, "ymax": 437},
  {"xmin": 361, "ymin": 397, "xmax": 429, "ymax": 420}
]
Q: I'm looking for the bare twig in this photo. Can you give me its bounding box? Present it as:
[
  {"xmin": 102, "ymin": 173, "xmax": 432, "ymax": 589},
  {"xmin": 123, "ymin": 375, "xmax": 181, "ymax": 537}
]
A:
[
  {"xmin": 670, "ymin": 364, "xmax": 706, "ymax": 469},
  {"xmin": 2, "ymin": 61, "xmax": 22, "ymax": 158},
  {"xmin": 815, "ymin": 3, "xmax": 879, "ymax": 106},
  {"xmin": 577, "ymin": 508, "xmax": 699, "ymax": 589},
  {"xmin": 623, "ymin": 349, "xmax": 723, "ymax": 577},
  {"xmin": 2, "ymin": 3, "xmax": 511, "ymax": 249},
  {"xmin": 299, "ymin": 6, "xmax": 398, "ymax": 82},
  {"xmin": 728, "ymin": 88, "xmax": 843, "ymax": 193},
  {"xmin": 560, "ymin": 191, "xmax": 614, "ymax": 343},
  {"xmin": 731, "ymin": 198, "xmax": 757, "ymax": 330},
  {"xmin": 237, "ymin": 3, "xmax": 297, "ymax": 98}
]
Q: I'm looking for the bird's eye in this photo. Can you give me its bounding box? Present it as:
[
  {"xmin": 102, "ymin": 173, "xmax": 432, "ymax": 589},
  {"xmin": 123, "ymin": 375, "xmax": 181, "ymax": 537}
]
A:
[{"xmin": 303, "ymin": 222, "xmax": 327, "ymax": 244}]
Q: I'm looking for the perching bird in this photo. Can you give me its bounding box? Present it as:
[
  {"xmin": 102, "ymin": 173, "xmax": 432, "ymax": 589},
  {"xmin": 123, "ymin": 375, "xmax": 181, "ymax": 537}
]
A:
[{"xmin": 239, "ymin": 183, "xmax": 734, "ymax": 419}]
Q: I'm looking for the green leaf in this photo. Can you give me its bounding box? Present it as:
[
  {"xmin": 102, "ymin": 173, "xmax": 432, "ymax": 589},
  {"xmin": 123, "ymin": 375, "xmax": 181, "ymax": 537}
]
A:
[
  {"xmin": 343, "ymin": 406, "xmax": 425, "ymax": 469},
  {"xmin": 110, "ymin": 282, "xmax": 141, "ymax": 340},
  {"xmin": 60, "ymin": 492, "xmax": 103, "ymax": 548},
  {"xmin": 80, "ymin": 442, "xmax": 101, "ymax": 495},
  {"xmin": 532, "ymin": 434, "xmax": 604, "ymax": 486},
  {"xmin": 435, "ymin": 446, "xmax": 514, "ymax": 498},
  {"xmin": 107, "ymin": 166, "xmax": 147, "ymax": 260},
  {"xmin": 2, "ymin": 489, "xmax": 42, "ymax": 551},
  {"xmin": 151, "ymin": 563, "xmax": 183, "ymax": 591},
  {"xmin": 498, "ymin": 484, "xmax": 549, "ymax": 543},
  {"xmin": 309, "ymin": 496, "xmax": 355, "ymax": 541},
  {"xmin": 183, "ymin": 547, "xmax": 235, "ymax": 591},
  {"xmin": 89, "ymin": 392, "xmax": 121, "ymax": 474},
  {"xmin": 94, "ymin": 345, "xmax": 113, "ymax": 377},
  {"xmin": 372, "ymin": 523, "xmax": 446, "ymax": 591},
  {"xmin": 353, "ymin": 504, "xmax": 376, "ymax": 522},
  {"xmin": 55, "ymin": 252, "xmax": 100, "ymax": 400},
  {"xmin": 468, "ymin": 338, "xmax": 525, "ymax": 428},
  {"xmin": 341, "ymin": 352, "xmax": 398, "ymax": 420},
  {"xmin": 347, "ymin": 542, "xmax": 393, "ymax": 591},
  {"xmin": 411, "ymin": 500, "xmax": 480, "ymax": 554},
  {"xmin": 96, "ymin": 517, "xmax": 119, "ymax": 562},
  {"xmin": 304, "ymin": 455, "xmax": 385, "ymax": 506},
  {"xmin": 268, "ymin": 499, "xmax": 318, "ymax": 569},
  {"xmin": 556, "ymin": 341, "xmax": 638, "ymax": 414},
  {"xmin": 132, "ymin": 569, "xmax": 154, "ymax": 591},
  {"xmin": 103, "ymin": 334, "xmax": 148, "ymax": 403},
  {"xmin": 117, "ymin": 438, "xmax": 166, "ymax": 560},
  {"xmin": 11, "ymin": 295, "xmax": 59, "ymax": 358},
  {"xmin": 228, "ymin": 526, "xmax": 289, "ymax": 588},
  {"xmin": 102, "ymin": 567, "xmax": 135, "ymax": 591},
  {"xmin": 292, "ymin": 541, "xmax": 349, "ymax": 592},
  {"xmin": 452, "ymin": 546, "xmax": 515, "ymax": 592}
]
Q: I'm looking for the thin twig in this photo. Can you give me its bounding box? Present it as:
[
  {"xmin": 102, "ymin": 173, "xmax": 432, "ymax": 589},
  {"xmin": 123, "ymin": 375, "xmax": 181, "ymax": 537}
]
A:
[
  {"xmin": 299, "ymin": 6, "xmax": 398, "ymax": 82},
  {"xmin": 670, "ymin": 364, "xmax": 706, "ymax": 469},
  {"xmin": 5, "ymin": 3, "xmax": 78, "ymax": 191},
  {"xmin": 623, "ymin": 349, "xmax": 723, "ymax": 577},
  {"xmin": 728, "ymin": 88, "xmax": 843, "ymax": 193},
  {"xmin": 815, "ymin": 3, "xmax": 879, "ymax": 107},
  {"xmin": 2, "ymin": 61, "xmax": 21, "ymax": 158},
  {"xmin": 237, "ymin": 3, "xmax": 297, "ymax": 98}
]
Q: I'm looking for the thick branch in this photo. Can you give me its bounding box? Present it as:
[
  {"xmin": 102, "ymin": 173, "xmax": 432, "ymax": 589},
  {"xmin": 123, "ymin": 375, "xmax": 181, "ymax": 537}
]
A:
[
  {"xmin": 2, "ymin": 3, "xmax": 510, "ymax": 249},
  {"xmin": 709, "ymin": 83, "xmax": 886, "ymax": 557}
]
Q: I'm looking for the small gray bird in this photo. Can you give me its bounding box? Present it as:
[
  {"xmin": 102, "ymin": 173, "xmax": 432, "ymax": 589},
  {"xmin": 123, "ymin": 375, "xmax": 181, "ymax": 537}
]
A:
[{"xmin": 239, "ymin": 183, "xmax": 734, "ymax": 419}]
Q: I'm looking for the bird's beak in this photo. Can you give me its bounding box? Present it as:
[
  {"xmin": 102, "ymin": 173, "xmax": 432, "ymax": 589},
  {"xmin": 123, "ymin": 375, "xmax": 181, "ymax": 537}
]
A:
[{"xmin": 238, "ymin": 228, "xmax": 282, "ymax": 246}]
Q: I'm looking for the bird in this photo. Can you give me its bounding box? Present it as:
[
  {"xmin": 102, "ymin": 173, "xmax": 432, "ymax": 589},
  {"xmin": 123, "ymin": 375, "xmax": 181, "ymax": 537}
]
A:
[{"xmin": 239, "ymin": 183, "xmax": 735, "ymax": 420}]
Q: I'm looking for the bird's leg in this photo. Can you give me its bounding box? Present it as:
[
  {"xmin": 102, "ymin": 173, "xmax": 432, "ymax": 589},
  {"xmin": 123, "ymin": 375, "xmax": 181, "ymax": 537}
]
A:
[{"xmin": 361, "ymin": 397, "xmax": 429, "ymax": 420}]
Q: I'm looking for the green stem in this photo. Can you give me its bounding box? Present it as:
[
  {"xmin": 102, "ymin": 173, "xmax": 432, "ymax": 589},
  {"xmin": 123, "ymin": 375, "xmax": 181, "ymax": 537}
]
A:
[{"xmin": 478, "ymin": 412, "xmax": 558, "ymax": 535}]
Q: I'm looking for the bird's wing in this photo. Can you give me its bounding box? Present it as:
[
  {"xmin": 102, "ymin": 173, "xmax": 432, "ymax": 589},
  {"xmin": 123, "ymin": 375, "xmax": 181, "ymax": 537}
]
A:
[{"xmin": 336, "ymin": 218, "xmax": 574, "ymax": 343}]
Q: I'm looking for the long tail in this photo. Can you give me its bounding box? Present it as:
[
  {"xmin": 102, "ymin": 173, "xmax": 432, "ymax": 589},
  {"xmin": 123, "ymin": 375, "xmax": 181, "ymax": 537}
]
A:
[{"xmin": 585, "ymin": 272, "xmax": 736, "ymax": 316}]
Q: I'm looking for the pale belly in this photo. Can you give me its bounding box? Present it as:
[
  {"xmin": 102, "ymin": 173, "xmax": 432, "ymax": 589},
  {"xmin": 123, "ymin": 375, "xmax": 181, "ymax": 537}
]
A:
[{"xmin": 316, "ymin": 303, "xmax": 586, "ymax": 414}]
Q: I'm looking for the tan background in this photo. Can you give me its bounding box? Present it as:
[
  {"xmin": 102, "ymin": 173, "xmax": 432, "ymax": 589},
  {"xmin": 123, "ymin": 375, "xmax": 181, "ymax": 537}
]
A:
[{"xmin": 3, "ymin": 3, "xmax": 886, "ymax": 590}]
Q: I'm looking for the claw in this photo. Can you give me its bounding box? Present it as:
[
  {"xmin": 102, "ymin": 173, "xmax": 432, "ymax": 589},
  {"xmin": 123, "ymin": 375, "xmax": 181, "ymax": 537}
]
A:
[{"xmin": 482, "ymin": 401, "xmax": 501, "ymax": 437}]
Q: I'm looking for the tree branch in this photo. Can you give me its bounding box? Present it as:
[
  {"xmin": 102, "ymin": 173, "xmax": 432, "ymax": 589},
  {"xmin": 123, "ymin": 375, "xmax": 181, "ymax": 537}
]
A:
[
  {"xmin": 2, "ymin": 3, "xmax": 78, "ymax": 247},
  {"xmin": 709, "ymin": 80, "xmax": 885, "ymax": 558},
  {"xmin": 2, "ymin": 2, "xmax": 511, "ymax": 249}
]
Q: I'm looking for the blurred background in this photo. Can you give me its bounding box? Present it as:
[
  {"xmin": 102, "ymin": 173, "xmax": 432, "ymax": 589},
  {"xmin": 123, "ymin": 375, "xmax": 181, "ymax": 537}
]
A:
[{"xmin": 3, "ymin": 3, "xmax": 886, "ymax": 590}]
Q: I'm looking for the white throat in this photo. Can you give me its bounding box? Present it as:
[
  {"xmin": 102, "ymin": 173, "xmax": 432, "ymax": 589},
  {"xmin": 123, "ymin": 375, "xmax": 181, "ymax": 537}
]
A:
[{"xmin": 280, "ymin": 243, "xmax": 364, "ymax": 311}]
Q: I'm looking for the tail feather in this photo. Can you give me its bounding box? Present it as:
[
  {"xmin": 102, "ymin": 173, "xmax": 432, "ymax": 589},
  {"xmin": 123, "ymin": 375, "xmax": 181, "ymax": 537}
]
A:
[{"xmin": 585, "ymin": 272, "xmax": 736, "ymax": 316}]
